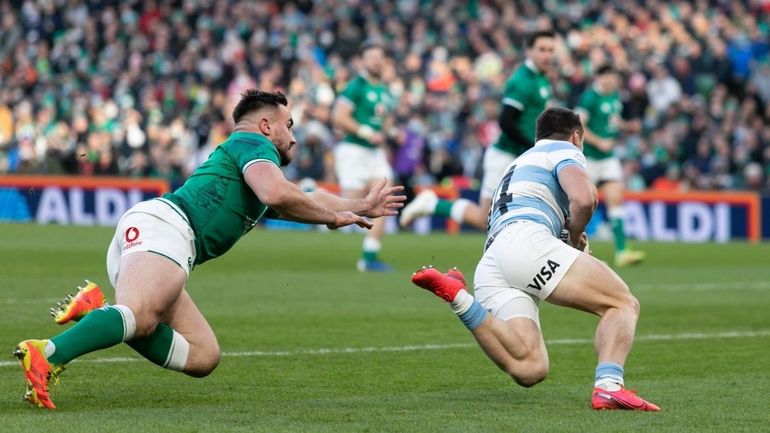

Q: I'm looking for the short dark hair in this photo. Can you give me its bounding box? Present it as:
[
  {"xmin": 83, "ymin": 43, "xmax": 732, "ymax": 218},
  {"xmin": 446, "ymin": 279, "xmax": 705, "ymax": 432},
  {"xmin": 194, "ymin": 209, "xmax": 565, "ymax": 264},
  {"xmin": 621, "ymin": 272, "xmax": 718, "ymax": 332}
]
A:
[
  {"xmin": 535, "ymin": 107, "xmax": 583, "ymax": 141},
  {"xmin": 527, "ymin": 30, "xmax": 555, "ymax": 48},
  {"xmin": 232, "ymin": 89, "xmax": 288, "ymax": 124},
  {"xmin": 359, "ymin": 40, "xmax": 386, "ymax": 56},
  {"xmin": 596, "ymin": 64, "xmax": 615, "ymax": 75}
]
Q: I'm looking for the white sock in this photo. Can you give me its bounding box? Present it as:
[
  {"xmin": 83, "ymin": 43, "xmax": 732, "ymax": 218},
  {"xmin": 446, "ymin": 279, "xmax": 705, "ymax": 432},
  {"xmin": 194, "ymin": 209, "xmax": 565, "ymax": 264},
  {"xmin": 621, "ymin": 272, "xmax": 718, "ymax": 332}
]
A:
[
  {"xmin": 113, "ymin": 304, "xmax": 137, "ymax": 341},
  {"xmin": 164, "ymin": 330, "xmax": 191, "ymax": 371},
  {"xmin": 450, "ymin": 289, "xmax": 474, "ymax": 315},
  {"xmin": 449, "ymin": 199, "xmax": 472, "ymax": 224},
  {"xmin": 44, "ymin": 340, "xmax": 56, "ymax": 358},
  {"xmin": 595, "ymin": 379, "xmax": 623, "ymax": 391},
  {"xmin": 363, "ymin": 236, "xmax": 381, "ymax": 253}
]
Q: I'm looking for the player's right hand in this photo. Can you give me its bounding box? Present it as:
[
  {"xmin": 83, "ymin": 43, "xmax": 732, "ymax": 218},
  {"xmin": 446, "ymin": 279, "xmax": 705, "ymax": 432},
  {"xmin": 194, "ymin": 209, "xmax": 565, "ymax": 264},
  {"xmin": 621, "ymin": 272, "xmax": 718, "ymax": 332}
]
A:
[
  {"xmin": 572, "ymin": 231, "xmax": 588, "ymax": 252},
  {"xmin": 327, "ymin": 211, "xmax": 373, "ymax": 230}
]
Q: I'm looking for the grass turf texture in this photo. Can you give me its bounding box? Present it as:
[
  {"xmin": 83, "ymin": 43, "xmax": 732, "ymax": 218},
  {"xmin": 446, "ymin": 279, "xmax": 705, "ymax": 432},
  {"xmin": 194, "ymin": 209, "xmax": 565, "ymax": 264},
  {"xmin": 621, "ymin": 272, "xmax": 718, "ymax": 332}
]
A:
[{"xmin": 0, "ymin": 223, "xmax": 768, "ymax": 433}]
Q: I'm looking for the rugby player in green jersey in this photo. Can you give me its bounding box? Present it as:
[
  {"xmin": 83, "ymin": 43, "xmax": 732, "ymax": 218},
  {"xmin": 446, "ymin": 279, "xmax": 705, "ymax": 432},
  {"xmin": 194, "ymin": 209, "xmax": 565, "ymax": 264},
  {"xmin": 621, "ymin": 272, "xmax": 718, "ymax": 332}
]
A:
[
  {"xmin": 332, "ymin": 42, "xmax": 397, "ymax": 272},
  {"xmin": 13, "ymin": 90, "xmax": 406, "ymax": 409},
  {"xmin": 576, "ymin": 65, "xmax": 645, "ymax": 267},
  {"xmin": 400, "ymin": 31, "xmax": 555, "ymax": 231}
]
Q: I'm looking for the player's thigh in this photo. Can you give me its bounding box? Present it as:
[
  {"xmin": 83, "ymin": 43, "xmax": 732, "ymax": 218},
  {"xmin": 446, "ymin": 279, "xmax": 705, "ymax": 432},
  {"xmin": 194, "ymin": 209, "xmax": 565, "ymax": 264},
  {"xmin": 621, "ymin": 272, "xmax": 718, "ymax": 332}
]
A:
[
  {"xmin": 480, "ymin": 147, "xmax": 516, "ymax": 200},
  {"xmin": 474, "ymin": 259, "xmax": 549, "ymax": 368},
  {"xmin": 546, "ymin": 252, "xmax": 634, "ymax": 316},
  {"xmin": 505, "ymin": 316, "xmax": 548, "ymax": 368},
  {"xmin": 601, "ymin": 181, "xmax": 624, "ymax": 207},
  {"xmin": 113, "ymin": 252, "xmax": 187, "ymax": 334},
  {"xmin": 108, "ymin": 202, "xmax": 196, "ymax": 333}
]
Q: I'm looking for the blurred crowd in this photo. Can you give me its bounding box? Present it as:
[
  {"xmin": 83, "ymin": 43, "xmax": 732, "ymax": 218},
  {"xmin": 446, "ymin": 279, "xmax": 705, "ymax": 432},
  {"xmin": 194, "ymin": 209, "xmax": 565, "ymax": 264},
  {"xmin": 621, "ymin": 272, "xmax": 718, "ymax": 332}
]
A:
[{"xmin": 1, "ymin": 0, "xmax": 769, "ymax": 193}]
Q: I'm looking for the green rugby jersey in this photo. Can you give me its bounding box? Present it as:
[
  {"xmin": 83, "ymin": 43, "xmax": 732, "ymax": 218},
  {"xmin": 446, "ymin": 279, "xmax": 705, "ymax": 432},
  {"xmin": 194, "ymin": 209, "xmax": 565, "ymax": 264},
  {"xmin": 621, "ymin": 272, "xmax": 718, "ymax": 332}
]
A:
[
  {"xmin": 576, "ymin": 86, "xmax": 623, "ymax": 160},
  {"xmin": 338, "ymin": 74, "xmax": 393, "ymax": 148},
  {"xmin": 164, "ymin": 131, "xmax": 280, "ymax": 264},
  {"xmin": 493, "ymin": 60, "xmax": 552, "ymax": 155}
]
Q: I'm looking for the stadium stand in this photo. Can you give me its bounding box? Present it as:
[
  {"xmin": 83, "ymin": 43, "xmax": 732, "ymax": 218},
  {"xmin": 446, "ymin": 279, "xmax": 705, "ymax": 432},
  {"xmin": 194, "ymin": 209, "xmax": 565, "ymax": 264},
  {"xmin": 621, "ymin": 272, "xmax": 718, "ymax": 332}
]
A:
[{"xmin": 1, "ymin": 0, "xmax": 769, "ymax": 193}]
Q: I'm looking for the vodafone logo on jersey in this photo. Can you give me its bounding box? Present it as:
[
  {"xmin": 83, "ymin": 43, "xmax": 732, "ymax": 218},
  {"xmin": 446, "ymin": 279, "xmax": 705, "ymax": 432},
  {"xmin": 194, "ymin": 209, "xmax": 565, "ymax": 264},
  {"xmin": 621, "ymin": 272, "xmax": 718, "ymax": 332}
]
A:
[{"xmin": 124, "ymin": 227, "xmax": 143, "ymax": 249}]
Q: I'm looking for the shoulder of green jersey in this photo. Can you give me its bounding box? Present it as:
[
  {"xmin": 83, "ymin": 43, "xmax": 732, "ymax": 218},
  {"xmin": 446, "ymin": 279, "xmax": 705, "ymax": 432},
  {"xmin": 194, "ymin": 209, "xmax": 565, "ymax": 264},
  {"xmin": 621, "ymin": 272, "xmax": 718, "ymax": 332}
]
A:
[
  {"xmin": 336, "ymin": 95, "xmax": 355, "ymax": 108},
  {"xmin": 502, "ymin": 97, "xmax": 524, "ymax": 110},
  {"xmin": 242, "ymin": 158, "xmax": 280, "ymax": 174},
  {"xmin": 575, "ymin": 106, "xmax": 590, "ymax": 119}
]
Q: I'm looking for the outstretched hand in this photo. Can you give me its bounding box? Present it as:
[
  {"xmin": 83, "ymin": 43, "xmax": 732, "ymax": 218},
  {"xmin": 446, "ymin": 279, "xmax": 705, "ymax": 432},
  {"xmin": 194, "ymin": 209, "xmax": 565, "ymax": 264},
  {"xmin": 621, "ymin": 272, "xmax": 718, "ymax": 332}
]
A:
[
  {"xmin": 363, "ymin": 178, "xmax": 406, "ymax": 218},
  {"xmin": 327, "ymin": 211, "xmax": 373, "ymax": 230}
]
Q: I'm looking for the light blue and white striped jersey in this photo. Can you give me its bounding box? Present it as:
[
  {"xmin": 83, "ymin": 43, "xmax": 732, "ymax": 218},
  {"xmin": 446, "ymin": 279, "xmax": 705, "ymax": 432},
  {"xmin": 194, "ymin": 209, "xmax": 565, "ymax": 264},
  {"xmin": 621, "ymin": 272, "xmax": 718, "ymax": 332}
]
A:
[{"xmin": 486, "ymin": 139, "xmax": 587, "ymax": 247}]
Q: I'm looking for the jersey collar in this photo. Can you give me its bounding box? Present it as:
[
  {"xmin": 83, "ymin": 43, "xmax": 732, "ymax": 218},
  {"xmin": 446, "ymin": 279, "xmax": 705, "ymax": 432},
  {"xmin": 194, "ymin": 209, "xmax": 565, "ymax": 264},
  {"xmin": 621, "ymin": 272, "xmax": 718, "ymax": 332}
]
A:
[
  {"xmin": 525, "ymin": 59, "xmax": 541, "ymax": 74},
  {"xmin": 534, "ymin": 139, "xmax": 575, "ymax": 148}
]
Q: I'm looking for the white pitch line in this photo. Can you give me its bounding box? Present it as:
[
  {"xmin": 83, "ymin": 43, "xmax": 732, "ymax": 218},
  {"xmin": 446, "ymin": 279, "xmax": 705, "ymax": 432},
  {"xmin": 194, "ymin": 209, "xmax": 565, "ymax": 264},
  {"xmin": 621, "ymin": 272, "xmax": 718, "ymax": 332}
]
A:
[
  {"xmin": 0, "ymin": 298, "xmax": 61, "ymax": 305},
  {"xmin": 633, "ymin": 281, "xmax": 770, "ymax": 292},
  {"xmin": 1, "ymin": 329, "xmax": 768, "ymax": 368}
]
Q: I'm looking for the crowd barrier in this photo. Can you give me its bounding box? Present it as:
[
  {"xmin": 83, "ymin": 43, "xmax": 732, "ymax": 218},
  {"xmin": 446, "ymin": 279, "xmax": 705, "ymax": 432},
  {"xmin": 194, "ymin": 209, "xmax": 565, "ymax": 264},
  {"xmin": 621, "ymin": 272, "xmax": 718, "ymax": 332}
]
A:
[
  {"xmin": 0, "ymin": 175, "xmax": 169, "ymax": 226},
  {"xmin": 0, "ymin": 176, "xmax": 765, "ymax": 242}
]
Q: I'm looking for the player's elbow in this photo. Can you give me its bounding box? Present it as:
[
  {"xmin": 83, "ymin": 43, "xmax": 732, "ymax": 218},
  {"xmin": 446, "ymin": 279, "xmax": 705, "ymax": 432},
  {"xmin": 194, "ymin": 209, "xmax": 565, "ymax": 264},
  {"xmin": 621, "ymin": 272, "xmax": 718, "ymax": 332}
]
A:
[
  {"xmin": 330, "ymin": 106, "xmax": 346, "ymax": 129},
  {"xmin": 571, "ymin": 194, "xmax": 596, "ymax": 215}
]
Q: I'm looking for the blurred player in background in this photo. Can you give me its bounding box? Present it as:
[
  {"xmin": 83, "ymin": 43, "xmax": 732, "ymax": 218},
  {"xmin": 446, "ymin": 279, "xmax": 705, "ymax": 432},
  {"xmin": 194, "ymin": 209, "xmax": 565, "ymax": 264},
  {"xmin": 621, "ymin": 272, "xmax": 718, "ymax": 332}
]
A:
[
  {"xmin": 332, "ymin": 42, "xmax": 397, "ymax": 272},
  {"xmin": 576, "ymin": 65, "xmax": 645, "ymax": 267},
  {"xmin": 14, "ymin": 90, "xmax": 405, "ymax": 409},
  {"xmin": 400, "ymin": 30, "xmax": 556, "ymax": 230},
  {"xmin": 411, "ymin": 108, "xmax": 660, "ymax": 411}
]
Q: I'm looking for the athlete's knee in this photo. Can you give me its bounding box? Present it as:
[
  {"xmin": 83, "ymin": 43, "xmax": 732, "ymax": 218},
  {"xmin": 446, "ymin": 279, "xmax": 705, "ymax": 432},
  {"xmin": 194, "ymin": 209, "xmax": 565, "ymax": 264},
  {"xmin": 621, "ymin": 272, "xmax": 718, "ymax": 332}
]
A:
[
  {"xmin": 503, "ymin": 350, "xmax": 549, "ymax": 388},
  {"xmin": 605, "ymin": 289, "xmax": 639, "ymax": 321},
  {"xmin": 507, "ymin": 360, "xmax": 548, "ymax": 388},
  {"xmin": 624, "ymin": 293, "xmax": 640, "ymax": 318},
  {"xmin": 184, "ymin": 342, "xmax": 221, "ymax": 378},
  {"xmin": 131, "ymin": 312, "xmax": 164, "ymax": 338}
]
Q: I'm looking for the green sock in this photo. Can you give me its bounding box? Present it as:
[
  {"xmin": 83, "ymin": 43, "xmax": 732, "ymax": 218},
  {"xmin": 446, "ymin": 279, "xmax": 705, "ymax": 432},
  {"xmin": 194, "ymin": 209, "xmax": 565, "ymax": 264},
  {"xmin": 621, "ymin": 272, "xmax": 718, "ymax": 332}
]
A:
[
  {"xmin": 127, "ymin": 323, "xmax": 188, "ymax": 370},
  {"xmin": 48, "ymin": 305, "xmax": 134, "ymax": 366},
  {"xmin": 611, "ymin": 217, "xmax": 626, "ymax": 252},
  {"xmin": 435, "ymin": 200, "xmax": 454, "ymax": 218},
  {"xmin": 362, "ymin": 250, "xmax": 378, "ymax": 262},
  {"xmin": 362, "ymin": 237, "xmax": 381, "ymax": 263}
]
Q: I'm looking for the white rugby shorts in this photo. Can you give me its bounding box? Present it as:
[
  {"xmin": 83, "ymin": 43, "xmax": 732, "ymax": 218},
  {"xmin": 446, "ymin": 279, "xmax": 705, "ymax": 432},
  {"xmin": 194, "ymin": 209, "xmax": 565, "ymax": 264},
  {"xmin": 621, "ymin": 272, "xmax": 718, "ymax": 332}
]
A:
[
  {"xmin": 106, "ymin": 198, "xmax": 196, "ymax": 288},
  {"xmin": 474, "ymin": 220, "xmax": 581, "ymax": 323},
  {"xmin": 585, "ymin": 157, "xmax": 623, "ymax": 185},
  {"xmin": 481, "ymin": 146, "xmax": 517, "ymax": 200},
  {"xmin": 334, "ymin": 142, "xmax": 393, "ymax": 191}
]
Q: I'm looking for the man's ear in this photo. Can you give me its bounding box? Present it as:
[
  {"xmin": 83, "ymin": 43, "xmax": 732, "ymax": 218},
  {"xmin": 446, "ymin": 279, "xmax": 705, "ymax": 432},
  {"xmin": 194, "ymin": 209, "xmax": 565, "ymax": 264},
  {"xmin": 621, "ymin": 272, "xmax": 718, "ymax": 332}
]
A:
[{"xmin": 258, "ymin": 117, "xmax": 271, "ymax": 136}]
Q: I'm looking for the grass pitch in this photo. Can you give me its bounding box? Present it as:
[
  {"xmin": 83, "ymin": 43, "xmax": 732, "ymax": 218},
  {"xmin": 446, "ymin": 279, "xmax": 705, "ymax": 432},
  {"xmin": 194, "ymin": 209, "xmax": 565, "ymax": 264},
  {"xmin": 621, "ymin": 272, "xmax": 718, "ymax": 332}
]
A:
[{"xmin": 0, "ymin": 223, "xmax": 769, "ymax": 432}]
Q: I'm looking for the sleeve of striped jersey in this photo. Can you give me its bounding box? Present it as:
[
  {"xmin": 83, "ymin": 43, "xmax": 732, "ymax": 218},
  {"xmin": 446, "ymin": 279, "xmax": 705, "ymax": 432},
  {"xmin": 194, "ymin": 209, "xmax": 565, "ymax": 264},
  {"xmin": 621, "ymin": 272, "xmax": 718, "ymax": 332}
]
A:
[
  {"xmin": 551, "ymin": 150, "xmax": 587, "ymax": 174},
  {"xmin": 228, "ymin": 138, "xmax": 281, "ymax": 173}
]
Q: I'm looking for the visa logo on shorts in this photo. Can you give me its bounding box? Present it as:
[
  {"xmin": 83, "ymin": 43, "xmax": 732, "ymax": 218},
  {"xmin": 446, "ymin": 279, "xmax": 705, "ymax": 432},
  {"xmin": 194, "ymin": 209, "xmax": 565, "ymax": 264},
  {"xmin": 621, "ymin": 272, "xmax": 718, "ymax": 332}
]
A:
[{"xmin": 527, "ymin": 260, "xmax": 561, "ymax": 291}]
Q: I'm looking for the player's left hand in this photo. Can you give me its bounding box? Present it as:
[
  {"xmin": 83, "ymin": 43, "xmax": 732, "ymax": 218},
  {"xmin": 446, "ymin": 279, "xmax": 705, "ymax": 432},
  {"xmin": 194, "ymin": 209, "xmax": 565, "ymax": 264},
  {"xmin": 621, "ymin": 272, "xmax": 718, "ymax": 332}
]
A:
[{"xmin": 363, "ymin": 178, "xmax": 406, "ymax": 218}]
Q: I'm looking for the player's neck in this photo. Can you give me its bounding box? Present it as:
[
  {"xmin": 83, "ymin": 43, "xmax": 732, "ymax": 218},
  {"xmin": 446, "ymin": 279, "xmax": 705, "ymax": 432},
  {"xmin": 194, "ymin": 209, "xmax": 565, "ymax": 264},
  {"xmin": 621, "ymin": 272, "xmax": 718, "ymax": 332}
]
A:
[
  {"xmin": 525, "ymin": 59, "xmax": 541, "ymax": 74},
  {"xmin": 361, "ymin": 70, "xmax": 381, "ymax": 84},
  {"xmin": 593, "ymin": 83, "xmax": 612, "ymax": 95},
  {"xmin": 233, "ymin": 122, "xmax": 262, "ymax": 136}
]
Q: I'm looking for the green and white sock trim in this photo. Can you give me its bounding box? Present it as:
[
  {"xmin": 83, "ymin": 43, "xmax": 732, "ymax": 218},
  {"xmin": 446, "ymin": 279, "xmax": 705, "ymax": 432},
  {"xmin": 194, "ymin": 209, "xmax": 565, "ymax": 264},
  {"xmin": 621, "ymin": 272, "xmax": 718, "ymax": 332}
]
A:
[
  {"xmin": 113, "ymin": 305, "xmax": 137, "ymax": 341},
  {"xmin": 450, "ymin": 199, "xmax": 472, "ymax": 224},
  {"xmin": 164, "ymin": 330, "xmax": 190, "ymax": 371}
]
